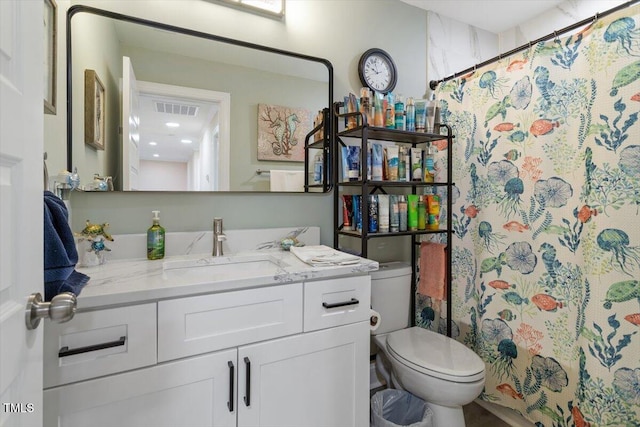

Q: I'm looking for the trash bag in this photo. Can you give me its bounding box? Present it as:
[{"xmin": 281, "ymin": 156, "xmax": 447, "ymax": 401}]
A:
[{"xmin": 371, "ymin": 389, "xmax": 434, "ymax": 427}]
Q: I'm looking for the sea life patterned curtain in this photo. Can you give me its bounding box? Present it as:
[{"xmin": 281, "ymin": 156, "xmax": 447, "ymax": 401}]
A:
[{"xmin": 422, "ymin": 3, "xmax": 640, "ymax": 426}]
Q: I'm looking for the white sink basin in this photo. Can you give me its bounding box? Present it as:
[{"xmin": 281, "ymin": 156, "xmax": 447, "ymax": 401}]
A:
[{"xmin": 162, "ymin": 254, "xmax": 286, "ymax": 283}]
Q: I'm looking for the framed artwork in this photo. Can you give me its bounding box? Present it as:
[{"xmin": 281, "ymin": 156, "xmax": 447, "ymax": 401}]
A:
[
  {"xmin": 257, "ymin": 104, "xmax": 311, "ymax": 162},
  {"xmin": 44, "ymin": 0, "xmax": 57, "ymax": 114},
  {"xmin": 84, "ymin": 69, "xmax": 106, "ymax": 150}
]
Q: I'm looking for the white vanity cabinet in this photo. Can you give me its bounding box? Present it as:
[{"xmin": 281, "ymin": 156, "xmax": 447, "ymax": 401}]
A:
[
  {"xmin": 43, "ymin": 349, "xmax": 238, "ymax": 427},
  {"xmin": 43, "ymin": 275, "xmax": 371, "ymax": 427}
]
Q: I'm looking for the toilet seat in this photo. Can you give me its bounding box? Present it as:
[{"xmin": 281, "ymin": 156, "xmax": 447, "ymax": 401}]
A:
[{"xmin": 386, "ymin": 327, "xmax": 485, "ymax": 383}]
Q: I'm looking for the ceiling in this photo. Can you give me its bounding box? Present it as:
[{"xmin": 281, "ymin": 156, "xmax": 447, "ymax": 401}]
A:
[
  {"xmin": 400, "ymin": 0, "xmax": 566, "ymax": 33},
  {"xmin": 138, "ymin": 93, "xmax": 219, "ymax": 162}
]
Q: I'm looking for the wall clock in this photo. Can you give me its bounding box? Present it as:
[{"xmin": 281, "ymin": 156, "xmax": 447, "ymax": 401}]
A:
[{"xmin": 358, "ymin": 48, "xmax": 397, "ymax": 94}]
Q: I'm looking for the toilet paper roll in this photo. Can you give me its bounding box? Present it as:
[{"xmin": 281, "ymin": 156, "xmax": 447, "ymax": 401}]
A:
[{"xmin": 370, "ymin": 309, "xmax": 381, "ymax": 332}]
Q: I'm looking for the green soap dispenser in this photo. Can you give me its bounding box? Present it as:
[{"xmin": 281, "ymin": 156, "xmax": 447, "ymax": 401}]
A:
[{"xmin": 147, "ymin": 210, "xmax": 165, "ymax": 260}]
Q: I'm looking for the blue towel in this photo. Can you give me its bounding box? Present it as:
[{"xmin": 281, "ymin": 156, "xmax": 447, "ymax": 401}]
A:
[{"xmin": 44, "ymin": 191, "xmax": 89, "ymax": 301}]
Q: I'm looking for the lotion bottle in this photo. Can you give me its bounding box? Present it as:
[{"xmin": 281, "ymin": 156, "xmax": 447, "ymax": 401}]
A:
[{"xmin": 147, "ymin": 210, "xmax": 165, "ymax": 260}]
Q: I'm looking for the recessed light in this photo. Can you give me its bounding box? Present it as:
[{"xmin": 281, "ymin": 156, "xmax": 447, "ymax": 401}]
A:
[
  {"xmin": 149, "ymin": 141, "xmax": 157, "ymax": 146},
  {"xmin": 153, "ymin": 154, "xmax": 160, "ymax": 157},
  {"xmin": 165, "ymin": 122, "xmax": 180, "ymax": 128},
  {"xmin": 181, "ymin": 139, "xmax": 193, "ymax": 144}
]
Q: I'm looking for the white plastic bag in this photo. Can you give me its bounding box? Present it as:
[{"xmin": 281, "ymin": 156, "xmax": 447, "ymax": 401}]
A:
[{"xmin": 371, "ymin": 389, "xmax": 434, "ymax": 427}]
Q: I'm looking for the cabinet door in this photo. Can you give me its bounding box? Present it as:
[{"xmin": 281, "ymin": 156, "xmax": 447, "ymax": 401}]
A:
[
  {"xmin": 44, "ymin": 350, "xmax": 237, "ymax": 427},
  {"xmin": 238, "ymin": 322, "xmax": 369, "ymax": 427}
]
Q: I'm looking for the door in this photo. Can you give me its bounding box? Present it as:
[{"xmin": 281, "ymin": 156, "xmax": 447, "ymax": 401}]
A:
[
  {"xmin": 238, "ymin": 322, "xmax": 370, "ymax": 427},
  {"xmin": 0, "ymin": 0, "xmax": 45, "ymax": 426},
  {"xmin": 122, "ymin": 56, "xmax": 140, "ymax": 191},
  {"xmin": 44, "ymin": 350, "xmax": 237, "ymax": 427}
]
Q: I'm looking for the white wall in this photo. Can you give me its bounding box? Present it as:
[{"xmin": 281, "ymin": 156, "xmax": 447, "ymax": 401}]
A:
[
  {"xmin": 139, "ymin": 160, "xmax": 188, "ymax": 191},
  {"xmin": 426, "ymin": 0, "xmax": 628, "ymax": 83},
  {"xmin": 499, "ymin": 0, "xmax": 628, "ymax": 51},
  {"xmin": 427, "ymin": 12, "xmax": 498, "ymax": 83}
]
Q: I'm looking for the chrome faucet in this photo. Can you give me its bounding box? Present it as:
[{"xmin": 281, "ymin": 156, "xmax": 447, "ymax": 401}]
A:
[{"xmin": 212, "ymin": 217, "xmax": 227, "ymax": 256}]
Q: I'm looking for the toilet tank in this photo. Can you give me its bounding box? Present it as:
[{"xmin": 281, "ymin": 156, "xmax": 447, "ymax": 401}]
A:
[{"xmin": 370, "ymin": 262, "xmax": 412, "ymax": 335}]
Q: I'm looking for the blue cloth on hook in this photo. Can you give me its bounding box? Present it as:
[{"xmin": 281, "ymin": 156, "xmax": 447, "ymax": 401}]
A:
[{"xmin": 43, "ymin": 191, "xmax": 89, "ymax": 301}]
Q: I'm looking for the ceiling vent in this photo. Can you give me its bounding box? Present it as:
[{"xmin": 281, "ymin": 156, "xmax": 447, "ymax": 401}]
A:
[{"xmin": 154, "ymin": 101, "xmax": 199, "ymax": 117}]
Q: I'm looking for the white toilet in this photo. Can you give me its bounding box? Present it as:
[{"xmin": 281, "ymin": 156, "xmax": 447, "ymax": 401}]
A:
[{"xmin": 370, "ymin": 262, "xmax": 486, "ymax": 427}]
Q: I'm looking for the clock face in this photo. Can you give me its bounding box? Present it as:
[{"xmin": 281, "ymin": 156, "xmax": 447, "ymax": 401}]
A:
[{"xmin": 359, "ymin": 49, "xmax": 397, "ymax": 94}]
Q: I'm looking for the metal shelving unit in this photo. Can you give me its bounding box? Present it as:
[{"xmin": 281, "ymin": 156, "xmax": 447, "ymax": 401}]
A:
[
  {"xmin": 332, "ymin": 101, "xmax": 455, "ymax": 336},
  {"xmin": 303, "ymin": 107, "xmax": 331, "ymax": 193}
]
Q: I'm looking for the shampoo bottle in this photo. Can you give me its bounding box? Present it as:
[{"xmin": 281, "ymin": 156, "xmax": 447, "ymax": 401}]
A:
[
  {"xmin": 147, "ymin": 210, "xmax": 165, "ymax": 260},
  {"xmin": 394, "ymin": 94, "xmax": 405, "ymax": 130},
  {"xmin": 405, "ymin": 97, "xmax": 416, "ymax": 132},
  {"xmin": 424, "ymin": 143, "xmax": 435, "ymax": 182}
]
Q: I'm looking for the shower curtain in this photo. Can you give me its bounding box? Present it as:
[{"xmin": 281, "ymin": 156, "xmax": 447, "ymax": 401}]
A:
[{"xmin": 420, "ymin": 3, "xmax": 640, "ymax": 426}]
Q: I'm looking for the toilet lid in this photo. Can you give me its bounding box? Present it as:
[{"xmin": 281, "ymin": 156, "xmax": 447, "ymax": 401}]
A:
[{"xmin": 387, "ymin": 327, "xmax": 485, "ymax": 383}]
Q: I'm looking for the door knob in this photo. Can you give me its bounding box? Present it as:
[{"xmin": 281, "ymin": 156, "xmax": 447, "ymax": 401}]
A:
[{"xmin": 25, "ymin": 292, "xmax": 77, "ymax": 330}]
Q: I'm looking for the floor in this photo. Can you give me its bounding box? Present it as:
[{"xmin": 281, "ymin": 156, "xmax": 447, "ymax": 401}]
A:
[{"xmin": 463, "ymin": 402, "xmax": 511, "ymax": 427}]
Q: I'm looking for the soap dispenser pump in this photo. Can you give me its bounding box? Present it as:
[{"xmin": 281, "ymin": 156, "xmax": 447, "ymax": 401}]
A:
[{"xmin": 147, "ymin": 210, "xmax": 165, "ymax": 260}]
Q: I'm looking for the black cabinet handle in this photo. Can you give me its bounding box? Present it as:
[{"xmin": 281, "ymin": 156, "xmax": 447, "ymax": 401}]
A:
[
  {"xmin": 227, "ymin": 361, "xmax": 235, "ymax": 412},
  {"xmin": 58, "ymin": 336, "xmax": 126, "ymax": 357},
  {"xmin": 322, "ymin": 298, "xmax": 359, "ymax": 309},
  {"xmin": 243, "ymin": 357, "xmax": 251, "ymax": 407}
]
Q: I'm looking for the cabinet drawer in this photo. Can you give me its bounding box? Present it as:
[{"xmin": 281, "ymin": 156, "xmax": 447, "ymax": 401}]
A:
[
  {"xmin": 158, "ymin": 282, "xmax": 303, "ymax": 362},
  {"xmin": 304, "ymin": 275, "xmax": 371, "ymax": 332},
  {"xmin": 44, "ymin": 303, "xmax": 157, "ymax": 388}
]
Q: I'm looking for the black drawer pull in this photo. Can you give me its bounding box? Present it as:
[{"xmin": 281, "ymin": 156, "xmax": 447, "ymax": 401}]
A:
[
  {"xmin": 322, "ymin": 298, "xmax": 359, "ymax": 309},
  {"xmin": 227, "ymin": 361, "xmax": 235, "ymax": 412},
  {"xmin": 243, "ymin": 357, "xmax": 251, "ymax": 407},
  {"xmin": 58, "ymin": 336, "xmax": 126, "ymax": 357}
]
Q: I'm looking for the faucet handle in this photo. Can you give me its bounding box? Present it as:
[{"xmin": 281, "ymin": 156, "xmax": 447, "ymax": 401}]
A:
[{"xmin": 217, "ymin": 234, "xmax": 227, "ymax": 242}]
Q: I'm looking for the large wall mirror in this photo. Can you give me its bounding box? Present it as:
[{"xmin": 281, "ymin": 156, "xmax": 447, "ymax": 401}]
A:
[{"xmin": 67, "ymin": 6, "xmax": 332, "ymax": 192}]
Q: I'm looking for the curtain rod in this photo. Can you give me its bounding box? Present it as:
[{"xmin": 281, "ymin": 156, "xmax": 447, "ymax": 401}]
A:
[{"xmin": 429, "ymin": 0, "xmax": 639, "ymax": 90}]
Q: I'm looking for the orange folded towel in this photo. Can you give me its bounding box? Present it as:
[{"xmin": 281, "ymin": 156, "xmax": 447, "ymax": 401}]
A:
[{"xmin": 418, "ymin": 242, "xmax": 447, "ymax": 301}]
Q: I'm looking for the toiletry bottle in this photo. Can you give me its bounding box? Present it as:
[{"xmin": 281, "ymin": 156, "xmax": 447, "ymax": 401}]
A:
[
  {"xmin": 394, "ymin": 94, "xmax": 405, "ymax": 130},
  {"xmin": 407, "ymin": 194, "xmax": 419, "ymax": 231},
  {"xmin": 426, "ymin": 93, "xmax": 437, "ymax": 133},
  {"xmin": 390, "ymin": 195, "xmax": 399, "ymax": 233},
  {"xmin": 147, "ymin": 210, "xmax": 165, "ymax": 260},
  {"xmin": 417, "ymin": 197, "xmax": 426, "ymax": 230},
  {"xmin": 374, "ymin": 92, "xmax": 385, "ymax": 127},
  {"xmin": 427, "ymin": 194, "xmax": 441, "ymax": 230},
  {"xmin": 313, "ymin": 152, "xmax": 323, "ymax": 184},
  {"xmin": 368, "ymin": 195, "xmax": 378, "ymax": 233},
  {"xmin": 385, "ymin": 93, "xmax": 395, "ymax": 128},
  {"xmin": 404, "ymin": 149, "xmax": 411, "ymax": 181},
  {"xmin": 424, "ymin": 143, "xmax": 435, "ymax": 183},
  {"xmin": 398, "ymin": 195, "xmax": 408, "ymax": 232},
  {"xmin": 398, "ymin": 146, "xmax": 407, "ymax": 182},
  {"xmin": 378, "ymin": 195, "xmax": 390, "ymax": 233},
  {"xmin": 360, "ymin": 87, "xmax": 371, "ymax": 126},
  {"xmin": 406, "ymin": 97, "xmax": 416, "ymax": 132}
]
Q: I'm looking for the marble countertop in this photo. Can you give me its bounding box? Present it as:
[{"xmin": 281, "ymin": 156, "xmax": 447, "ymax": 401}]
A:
[{"xmin": 76, "ymin": 248, "xmax": 379, "ymax": 311}]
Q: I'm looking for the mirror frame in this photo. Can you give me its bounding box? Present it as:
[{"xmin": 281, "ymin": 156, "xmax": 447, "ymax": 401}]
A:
[{"xmin": 66, "ymin": 5, "xmax": 334, "ymax": 193}]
